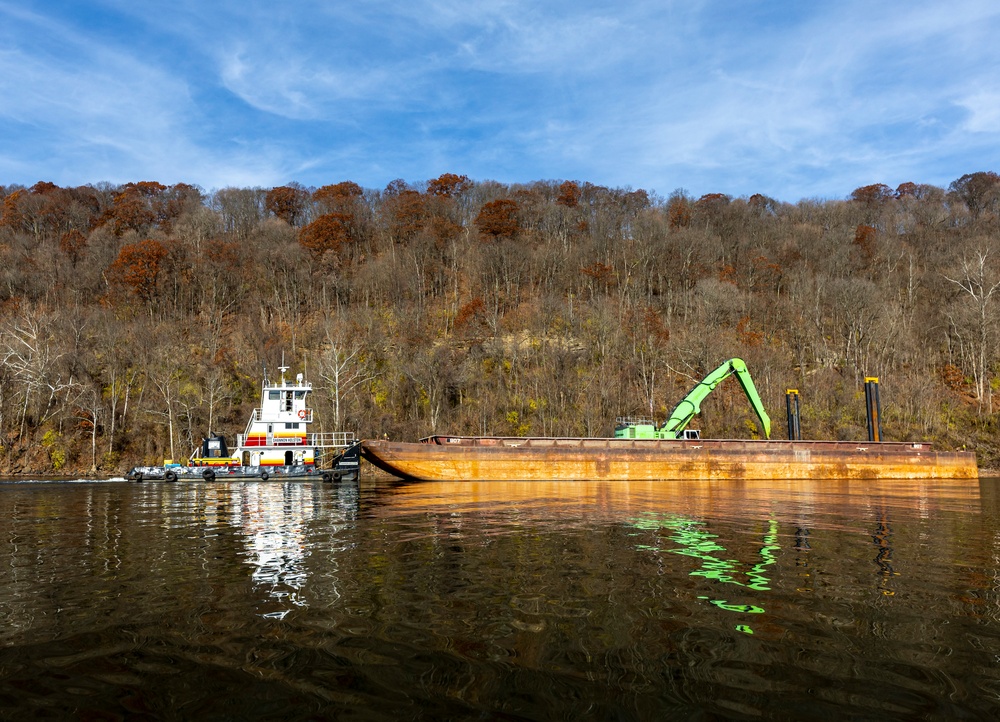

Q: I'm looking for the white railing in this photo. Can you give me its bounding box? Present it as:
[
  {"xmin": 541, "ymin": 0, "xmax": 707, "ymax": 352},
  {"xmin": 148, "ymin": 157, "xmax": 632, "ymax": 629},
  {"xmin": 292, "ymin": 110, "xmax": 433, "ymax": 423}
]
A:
[
  {"xmin": 234, "ymin": 431, "xmax": 355, "ymax": 449},
  {"xmin": 308, "ymin": 431, "xmax": 356, "ymax": 447},
  {"xmin": 615, "ymin": 416, "xmax": 656, "ymax": 427}
]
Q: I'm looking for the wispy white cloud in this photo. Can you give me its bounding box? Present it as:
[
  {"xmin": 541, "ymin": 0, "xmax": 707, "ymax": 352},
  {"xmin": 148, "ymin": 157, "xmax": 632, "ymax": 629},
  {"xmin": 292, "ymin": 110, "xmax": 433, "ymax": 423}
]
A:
[
  {"xmin": 958, "ymin": 90, "xmax": 1000, "ymax": 133},
  {"xmin": 0, "ymin": 1, "xmax": 306, "ymax": 186},
  {"xmin": 1, "ymin": 1, "xmax": 999, "ymax": 198},
  {"xmin": 557, "ymin": 0, "xmax": 1000, "ymax": 197}
]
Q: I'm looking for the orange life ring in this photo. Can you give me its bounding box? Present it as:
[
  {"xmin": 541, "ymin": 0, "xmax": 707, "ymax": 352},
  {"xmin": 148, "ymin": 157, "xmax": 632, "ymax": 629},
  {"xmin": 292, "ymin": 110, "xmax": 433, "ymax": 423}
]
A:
[{"xmin": 298, "ymin": 409, "xmax": 308, "ymax": 420}]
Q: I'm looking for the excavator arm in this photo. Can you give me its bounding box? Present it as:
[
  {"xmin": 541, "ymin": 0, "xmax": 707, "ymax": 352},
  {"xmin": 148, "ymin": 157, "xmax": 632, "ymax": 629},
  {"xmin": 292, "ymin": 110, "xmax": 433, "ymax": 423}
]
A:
[{"xmin": 659, "ymin": 358, "xmax": 771, "ymax": 439}]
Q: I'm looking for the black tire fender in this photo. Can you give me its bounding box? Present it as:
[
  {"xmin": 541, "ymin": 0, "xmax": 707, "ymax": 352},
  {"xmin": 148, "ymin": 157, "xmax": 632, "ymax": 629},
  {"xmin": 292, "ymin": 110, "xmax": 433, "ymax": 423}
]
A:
[
  {"xmin": 260, "ymin": 471, "xmax": 269, "ymax": 481},
  {"xmin": 202, "ymin": 469, "xmax": 215, "ymax": 482},
  {"xmin": 164, "ymin": 470, "xmax": 177, "ymax": 483},
  {"xmin": 321, "ymin": 472, "xmax": 333, "ymax": 483}
]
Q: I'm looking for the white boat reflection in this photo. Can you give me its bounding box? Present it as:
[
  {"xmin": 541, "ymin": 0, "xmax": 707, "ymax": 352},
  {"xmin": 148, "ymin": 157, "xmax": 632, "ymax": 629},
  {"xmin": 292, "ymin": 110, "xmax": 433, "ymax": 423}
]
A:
[{"xmin": 228, "ymin": 481, "xmax": 357, "ymax": 619}]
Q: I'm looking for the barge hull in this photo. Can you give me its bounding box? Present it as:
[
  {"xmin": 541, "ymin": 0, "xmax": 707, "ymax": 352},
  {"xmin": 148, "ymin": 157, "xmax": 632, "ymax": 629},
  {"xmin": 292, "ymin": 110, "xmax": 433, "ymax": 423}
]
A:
[{"xmin": 361, "ymin": 437, "xmax": 977, "ymax": 482}]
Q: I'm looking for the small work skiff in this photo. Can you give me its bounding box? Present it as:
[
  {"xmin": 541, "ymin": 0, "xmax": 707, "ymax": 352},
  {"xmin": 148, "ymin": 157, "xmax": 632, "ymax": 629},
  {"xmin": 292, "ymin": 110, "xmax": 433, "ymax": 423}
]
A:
[{"xmin": 127, "ymin": 366, "xmax": 360, "ymax": 483}]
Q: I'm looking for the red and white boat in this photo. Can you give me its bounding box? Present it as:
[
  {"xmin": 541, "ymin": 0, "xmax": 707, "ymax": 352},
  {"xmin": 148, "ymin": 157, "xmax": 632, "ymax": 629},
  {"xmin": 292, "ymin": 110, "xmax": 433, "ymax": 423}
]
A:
[{"xmin": 128, "ymin": 366, "xmax": 360, "ymax": 483}]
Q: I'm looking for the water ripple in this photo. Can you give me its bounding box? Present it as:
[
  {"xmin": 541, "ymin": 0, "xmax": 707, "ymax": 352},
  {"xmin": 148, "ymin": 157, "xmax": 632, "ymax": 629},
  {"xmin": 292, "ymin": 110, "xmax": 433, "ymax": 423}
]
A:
[{"xmin": 0, "ymin": 478, "xmax": 998, "ymax": 719}]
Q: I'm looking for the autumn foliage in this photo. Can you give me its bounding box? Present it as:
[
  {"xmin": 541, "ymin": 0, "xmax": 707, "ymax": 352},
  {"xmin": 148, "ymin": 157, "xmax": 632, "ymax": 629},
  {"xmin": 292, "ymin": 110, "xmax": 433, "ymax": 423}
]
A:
[
  {"xmin": 2, "ymin": 171, "xmax": 1000, "ymax": 475},
  {"xmin": 426, "ymin": 173, "xmax": 470, "ymax": 197},
  {"xmin": 106, "ymin": 239, "xmax": 169, "ymax": 302},
  {"xmin": 265, "ymin": 185, "xmax": 309, "ymax": 225},
  {"xmin": 474, "ymin": 199, "xmax": 519, "ymax": 239},
  {"xmin": 299, "ymin": 213, "xmax": 354, "ymax": 261}
]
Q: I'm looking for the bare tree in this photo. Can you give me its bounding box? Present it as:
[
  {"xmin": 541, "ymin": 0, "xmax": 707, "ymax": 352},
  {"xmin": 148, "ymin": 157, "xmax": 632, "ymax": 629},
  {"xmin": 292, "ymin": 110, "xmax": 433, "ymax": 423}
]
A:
[
  {"xmin": 0, "ymin": 309, "xmax": 79, "ymax": 454},
  {"xmin": 319, "ymin": 317, "xmax": 378, "ymax": 430},
  {"xmin": 944, "ymin": 249, "xmax": 1000, "ymax": 413},
  {"xmin": 78, "ymin": 384, "xmax": 103, "ymax": 474}
]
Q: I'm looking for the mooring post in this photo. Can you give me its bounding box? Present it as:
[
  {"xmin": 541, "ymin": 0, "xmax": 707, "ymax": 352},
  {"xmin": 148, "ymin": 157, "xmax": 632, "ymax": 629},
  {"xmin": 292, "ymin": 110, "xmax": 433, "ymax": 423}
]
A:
[
  {"xmin": 785, "ymin": 389, "xmax": 802, "ymax": 440},
  {"xmin": 864, "ymin": 377, "xmax": 883, "ymax": 442}
]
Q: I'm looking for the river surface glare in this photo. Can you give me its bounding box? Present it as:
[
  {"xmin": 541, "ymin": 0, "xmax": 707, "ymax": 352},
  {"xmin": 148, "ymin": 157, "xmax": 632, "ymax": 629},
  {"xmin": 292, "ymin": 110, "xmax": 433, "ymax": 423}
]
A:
[{"xmin": 1, "ymin": 477, "xmax": 999, "ymax": 720}]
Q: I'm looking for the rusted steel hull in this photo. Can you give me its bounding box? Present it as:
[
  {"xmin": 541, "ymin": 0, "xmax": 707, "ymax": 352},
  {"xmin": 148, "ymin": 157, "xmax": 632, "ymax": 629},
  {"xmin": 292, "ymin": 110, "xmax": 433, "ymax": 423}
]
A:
[{"xmin": 361, "ymin": 436, "xmax": 978, "ymax": 481}]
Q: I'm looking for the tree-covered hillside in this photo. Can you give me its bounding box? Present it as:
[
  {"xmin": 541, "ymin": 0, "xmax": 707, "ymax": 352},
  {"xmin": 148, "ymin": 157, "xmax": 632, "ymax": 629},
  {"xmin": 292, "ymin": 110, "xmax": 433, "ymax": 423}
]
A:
[{"xmin": 1, "ymin": 173, "xmax": 999, "ymax": 473}]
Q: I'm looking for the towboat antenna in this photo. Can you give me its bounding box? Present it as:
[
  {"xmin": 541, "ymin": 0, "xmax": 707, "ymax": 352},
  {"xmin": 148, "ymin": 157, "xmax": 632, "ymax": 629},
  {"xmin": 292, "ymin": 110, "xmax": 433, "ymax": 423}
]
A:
[{"xmin": 279, "ymin": 351, "xmax": 289, "ymax": 385}]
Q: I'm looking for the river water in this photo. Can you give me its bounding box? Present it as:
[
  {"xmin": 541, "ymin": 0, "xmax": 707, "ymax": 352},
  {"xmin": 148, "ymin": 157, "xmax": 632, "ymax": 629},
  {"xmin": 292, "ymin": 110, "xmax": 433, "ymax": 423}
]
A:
[{"xmin": 1, "ymin": 477, "xmax": 999, "ymax": 720}]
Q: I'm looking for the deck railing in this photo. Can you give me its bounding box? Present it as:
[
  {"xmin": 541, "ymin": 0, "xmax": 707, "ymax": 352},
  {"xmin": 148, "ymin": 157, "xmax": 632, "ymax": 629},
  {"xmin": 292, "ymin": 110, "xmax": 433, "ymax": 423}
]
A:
[
  {"xmin": 308, "ymin": 431, "xmax": 356, "ymax": 447},
  {"xmin": 235, "ymin": 431, "xmax": 356, "ymax": 448},
  {"xmin": 614, "ymin": 416, "xmax": 656, "ymax": 428}
]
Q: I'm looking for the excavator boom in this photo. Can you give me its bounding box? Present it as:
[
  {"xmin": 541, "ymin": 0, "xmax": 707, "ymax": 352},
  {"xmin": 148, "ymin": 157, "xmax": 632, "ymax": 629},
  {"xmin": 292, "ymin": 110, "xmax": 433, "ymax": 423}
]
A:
[{"xmin": 660, "ymin": 358, "xmax": 771, "ymax": 439}]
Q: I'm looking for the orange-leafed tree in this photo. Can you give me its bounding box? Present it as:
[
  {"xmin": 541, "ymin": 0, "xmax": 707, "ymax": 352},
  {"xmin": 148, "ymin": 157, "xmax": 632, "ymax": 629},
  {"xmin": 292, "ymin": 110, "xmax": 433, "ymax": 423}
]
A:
[
  {"xmin": 850, "ymin": 183, "xmax": 894, "ymax": 205},
  {"xmin": 453, "ymin": 297, "xmax": 489, "ymax": 336},
  {"xmin": 265, "ymin": 185, "xmax": 309, "ymax": 225},
  {"xmin": 98, "ymin": 183, "xmax": 164, "ymax": 235},
  {"xmin": 474, "ymin": 199, "xmax": 520, "ymax": 240},
  {"xmin": 314, "ymin": 181, "xmax": 363, "ymax": 208},
  {"xmin": 695, "ymin": 192, "xmax": 730, "ymax": 209},
  {"xmin": 854, "ymin": 224, "xmax": 877, "ymax": 262},
  {"xmin": 0, "ymin": 189, "xmax": 26, "ymax": 232},
  {"xmin": 426, "ymin": 173, "xmax": 470, "ymax": 198},
  {"xmin": 666, "ymin": 193, "xmax": 691, "ymax": 230},
  {"xmin": 299, "ymin": 213, "xmax": 353, "ymax": 261},
  {"xmin": 106, "ymin": 239, "xmax": 169, "ymax": 303},
  {"xmin": 556, "ymin": 181, "xmax": 581, "ymax": 208},
  {"xmin": 30, "ymin": 181, "xmax": 60, "ymax": 195},
  {"xmin": 313, "ymin": 183, "xmax": 364, "ymax": 240}
]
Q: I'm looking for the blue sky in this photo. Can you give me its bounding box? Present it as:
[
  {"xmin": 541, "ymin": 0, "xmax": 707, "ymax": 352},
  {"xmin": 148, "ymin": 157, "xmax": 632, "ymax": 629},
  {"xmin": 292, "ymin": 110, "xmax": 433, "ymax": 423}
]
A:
[{"xmin": 1, "ymin": 1, "xmax": 998, "ymax": 202}]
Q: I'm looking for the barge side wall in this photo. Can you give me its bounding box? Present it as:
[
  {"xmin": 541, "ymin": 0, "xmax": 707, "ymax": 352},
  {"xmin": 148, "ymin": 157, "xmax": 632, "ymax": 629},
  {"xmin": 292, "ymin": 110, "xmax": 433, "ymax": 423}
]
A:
[{"xmin": 360, "ymin": 439, "xmax": 978, "ymax": 482}]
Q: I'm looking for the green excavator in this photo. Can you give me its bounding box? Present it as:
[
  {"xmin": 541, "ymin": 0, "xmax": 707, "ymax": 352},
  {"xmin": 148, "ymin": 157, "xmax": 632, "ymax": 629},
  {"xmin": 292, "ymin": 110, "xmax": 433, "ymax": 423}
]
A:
[{"xmin": 614, "ymin": 358, "xmax": 771, "ymax": 440}]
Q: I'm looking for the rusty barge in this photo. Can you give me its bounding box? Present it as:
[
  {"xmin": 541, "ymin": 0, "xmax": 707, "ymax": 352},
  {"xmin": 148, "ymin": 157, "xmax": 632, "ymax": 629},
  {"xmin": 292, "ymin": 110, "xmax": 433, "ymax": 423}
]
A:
[
  {"xmin": 360, "ymin": 436, "xmax": 978, "ymax": 482},
  {"xmin": 362, "ymin": 360, "xmax": 978, "ymax": 482}
]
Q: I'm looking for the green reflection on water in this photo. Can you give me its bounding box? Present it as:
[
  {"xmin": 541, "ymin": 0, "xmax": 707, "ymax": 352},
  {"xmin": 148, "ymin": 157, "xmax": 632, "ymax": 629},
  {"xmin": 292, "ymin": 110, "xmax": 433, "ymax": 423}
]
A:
[{"xmin": 634, "ymin": 514, "xmax": 780, "ymax": 631}]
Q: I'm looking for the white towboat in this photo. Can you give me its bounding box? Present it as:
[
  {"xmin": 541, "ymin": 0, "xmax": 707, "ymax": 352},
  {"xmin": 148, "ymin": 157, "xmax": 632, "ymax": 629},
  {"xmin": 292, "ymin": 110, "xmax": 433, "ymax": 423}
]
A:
[{"xmin": 127, "ymin": 366, "xmax": 360, "ymax": 483}]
